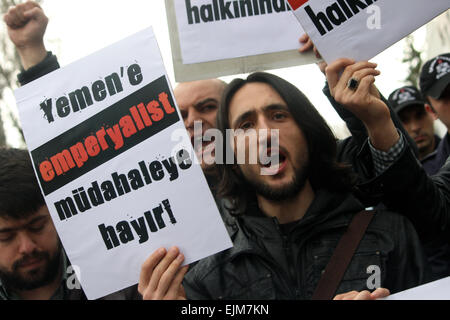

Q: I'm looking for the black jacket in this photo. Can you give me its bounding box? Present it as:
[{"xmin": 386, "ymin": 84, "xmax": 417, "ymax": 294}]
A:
[
  {"xmin": 324, "ymin": 82, "xmax": 450, "ymax": 280},
  {"xmin": 321, "ymin": 80, "xmax": 450, "ymax": 238},
  {"xmin": 367, "ymin": 145, "xmax": 450, "ymax": 242},
  {"xmin": 183, "ymin": 189, "xmax": 429, "ymax": 300},
  {"xmin": 423, "ymin": 133, "xmax": 450, "ymax": 175}
]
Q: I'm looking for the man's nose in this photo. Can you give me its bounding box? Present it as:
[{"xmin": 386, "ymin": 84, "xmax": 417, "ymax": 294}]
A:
[
  {"xmin": 184, "ymin": 109, "xmax": 201, "ymax": 131},
  {"xmin": 256, "ymin": 118, "xmax": 274, "ymax": 141},
  {"xmin": 255, "ymin": 116, "xmax": 272, "ymax": 132},
  {"xmin": 410, "ymin": 120, "xmax": 421, "ymax": 132},
  {"xmin": 16, "ymin": 232, "xmax": 38, "ymax": 255}
]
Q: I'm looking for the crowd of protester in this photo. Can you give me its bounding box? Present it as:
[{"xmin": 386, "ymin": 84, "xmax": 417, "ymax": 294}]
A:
[{"xmin": 1, "ymin": 1, "xmax": 449, "ymax": 300}]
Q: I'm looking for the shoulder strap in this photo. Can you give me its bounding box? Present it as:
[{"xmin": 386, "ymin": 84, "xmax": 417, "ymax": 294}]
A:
[{"xmin": 312, "ymin": 210, "xmax": 376, "ymax": 300}]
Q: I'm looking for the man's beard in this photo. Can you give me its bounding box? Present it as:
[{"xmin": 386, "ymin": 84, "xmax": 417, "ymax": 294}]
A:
[
  {"xmin": 0, "ymin": 243, "xmax": 62, "ymax": 291},
  {"xmin": 246, "ymin": 162, "xmax": 309, "ymax": 202}
]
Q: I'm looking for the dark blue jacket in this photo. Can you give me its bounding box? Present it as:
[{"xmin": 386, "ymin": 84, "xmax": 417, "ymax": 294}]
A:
[{"xmin": 423, "ymin": 133, "xmax": 450, "ymax": 175}]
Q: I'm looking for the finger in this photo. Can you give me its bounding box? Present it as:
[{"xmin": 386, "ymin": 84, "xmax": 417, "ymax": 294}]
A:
[
  {"xmin": 3, "ymin": 12, "xmax": 11, "ymax": 25},
  {"xmin": 339, "ymin": 61, "xmax": 377, "ymax": 85},
  {"xmin": 23, "ymin": 0, "xmax": 42, "ymax": 11},
  {"xmin": 16, "ymin": 3, "xmax": 28, "ymax": 25},
  {"xmin": 371, "ymin": 288, "xmax": 390, "ymax": 299},
  {"xmin": 299, "ymin": 33, "xmax": 309, "ymax": 43},
  {"xmin": 317, "ymin": 61, "xmax": 327, "ymax": 74},
  {"xmin": 336, "ymin": 62, "xmax": 378, "ymax": 95},
  {"xmin": 352, "ymin": 68, "xmax": 380, "ymax": 82},
  {"xmin": 346, "ymin": 68, "xmax": 379, "ymax": 95},
  {"xmin": 24, "ymin": 6, "xmax": 48, "ymax": 30},
  {"xmin": 355, "ymin": 290, "xmax": 372, "ymax": 300},
  {"xmin": 355, "ymin": 75, "xmax": 376, "ymax": 96},
  {"xmin": 165, "ymin": 264, "xmax": 189, "ymax": 300},
  {"xmin": 338, "ymin": 61, "xmax": 377, "ymax": 86},
  {"xmin": 23, "ymin": 6, "xmax": 46, "ymax": 21},
  {"xmin": 342, "ymin": 292, "xmax": 360, "ymax": 300},
  {"xmin": 333, "ymin": 290, "xmax": 359, "ymax": 300},
  {"xmin": 5, "ymin": 7, "xmax": 20, "ymax": 29},
  {"xmin": 179, "ymin": 282, "xmax": 187, "ymax": 300},
  {"xmin": 325, "ymin": 58, "xmax": 355, "ymax": 93},
  {"xmin": 156, "ymin": 252, "xmax": 185, "ymax": 298},
  {"xmin": 333, "ymin": 293, "xmax": 346, "ymax": 300},
  {"xmin": 148, "ymin": 246, "xmax": 180, "ymax": 293},
  {"xmin": 313, "ymin": 46, "xmax": 321, "ymax": 59},
  {"xmin": 299, "ymin": 38, "xmax": 313, "ymax": 53},
  {"xmin": 138, "ymin": 247, "xmax": 166, "ymax": 294},
  {"xmin": 22, "ymin": 0, "xmax": 44, "ymax": 20}
]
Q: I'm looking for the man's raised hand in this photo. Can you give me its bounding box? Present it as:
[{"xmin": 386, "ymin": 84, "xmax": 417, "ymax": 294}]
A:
[
  {"xmin": 3, "ymin": 1, "xmax": 48, "ymax": 69},
  {"xmin": 325, "ymin": 58, "xmax": 399, "ymax": 151}
]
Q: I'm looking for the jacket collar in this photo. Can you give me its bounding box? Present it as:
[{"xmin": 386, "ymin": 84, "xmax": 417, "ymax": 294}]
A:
[{"xmin": 227, "ymin": 189, "xmax": 365, "ymax": 251}]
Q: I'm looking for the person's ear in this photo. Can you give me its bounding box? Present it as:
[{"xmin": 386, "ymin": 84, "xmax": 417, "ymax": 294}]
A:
[{"xmin": 425, "ymin": 103, "xmax": 438, "ymax": 120}]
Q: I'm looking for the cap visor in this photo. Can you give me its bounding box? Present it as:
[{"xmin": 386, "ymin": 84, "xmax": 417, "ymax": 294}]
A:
[
  {"xmin": 393, "ymin": 100, "xmax": 426, "ymax": 114},
  {"xmin": 427, "ymin": 73, "xmax": 450, "ymax": 99}
]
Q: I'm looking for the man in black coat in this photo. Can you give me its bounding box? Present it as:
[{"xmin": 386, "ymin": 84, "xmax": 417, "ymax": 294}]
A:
[{"xmin": 137, "ymin": 69, "xmax": 429, "ymax": 300}]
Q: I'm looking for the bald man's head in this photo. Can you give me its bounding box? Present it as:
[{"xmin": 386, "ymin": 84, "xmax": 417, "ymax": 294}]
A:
[{"xmin": 174, "ymin": 79, "xmax": 226, "ymax": 173}]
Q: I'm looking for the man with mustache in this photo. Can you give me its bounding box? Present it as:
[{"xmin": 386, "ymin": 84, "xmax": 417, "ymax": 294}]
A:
[
  {"xmin": 417, "ymin": 53, "xmax": 450, "ymax": 176},
  {"xmin": 0, "ymin": 148, "xmax": 85, "ymax": 300},
  {"xmin": 175, "ymin": 79, "xmax": 226, "ymax": 189},
  {"xmin": 380, "ymin": 55, "xmax": 450, "ymax": 280},
  {"xmin": 299, "ymin": 36, "xmax": 450, "ymax": 281},
  {"xmin": 137, "ymin": 62, "xmax": 429, "ymax": 300},
  {"xmin": 4, "ymin": 2, "xmax": 430, "ymax": 300},
  {"xmin": 0, "ymin": 148, "xmax": 145, "ymax": 300},
  {"xmin": 388, "ymin": 86, "xmax": 439, "ymax": 164}
]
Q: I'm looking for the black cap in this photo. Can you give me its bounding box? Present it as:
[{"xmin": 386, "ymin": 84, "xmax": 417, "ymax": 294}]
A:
[
  {"xmin": 420, "ymin": 53, "xmax": 450, "ymax": 99},
  {"xmin": 388, "ymin": 86, "xmax": 426, "ymax": 114}
]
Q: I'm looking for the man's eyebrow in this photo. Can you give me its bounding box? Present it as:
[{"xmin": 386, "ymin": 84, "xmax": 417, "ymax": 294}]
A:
[
  {"xmin": 262, "ymin": 104, "xmax": 289, "ymax": 113},
  {"xmin": 194, "ymin": 98, "xmax": 219, "ymax": 109},
  {"xmin": 232, "ymin": 110, "xmax": 255, "ymax": 128},
  {"xmin": 0, "ymin": 215, "xmax": 48, "ymax": 233},
  {"xmin": 0, "ymin": 227, "xmax": 14, "ymax": 234},
  {"xmin": 25, "ymin": 215, "xmax": 48, "ymax": 226}
]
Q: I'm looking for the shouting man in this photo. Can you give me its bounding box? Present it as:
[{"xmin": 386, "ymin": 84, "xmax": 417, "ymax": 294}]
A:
[{"xmin": 137, "ymin": 62, "xmax": 429, "ymax": 300}]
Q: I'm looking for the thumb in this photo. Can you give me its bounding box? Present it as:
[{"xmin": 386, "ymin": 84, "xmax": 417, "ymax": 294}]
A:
[{"xmin": 23, "ymin": 7, "xmax": 45, "ymax": 21}]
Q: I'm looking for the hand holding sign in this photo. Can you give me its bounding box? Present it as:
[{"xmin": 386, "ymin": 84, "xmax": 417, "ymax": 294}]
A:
[
  {"xmin": 288, "ymin": 0, "xmax": 449, "ymax": 64},
  {"xmin": 333, "ymin": 288, "xmax": 391, "ymax": 300},
  {"xmin": 326, "ymin": 58, "xmax": 399, "ymax": 151},
  {"xmin": 14, "ymin": 27, "xmax": 232, "ymax": 299},
  {"xmin": 138, "ymin": 246, "xmax": 188, "ymax": 300},
  {"xmin": 298, "ymin": 34, "xmax": 327, "ymax": 74}
]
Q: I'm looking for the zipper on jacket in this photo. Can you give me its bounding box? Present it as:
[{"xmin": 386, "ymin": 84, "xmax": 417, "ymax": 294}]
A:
[
  {"xmin": 273, "ymin": 218, "xmax": 301, "ymax": 299},
  {"xmin": 283, "ymin": 236, "xmax": 302, "ymax": 299}
]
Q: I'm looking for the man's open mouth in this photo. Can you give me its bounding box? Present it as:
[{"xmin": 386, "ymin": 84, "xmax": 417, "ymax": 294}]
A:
[
  {"xmin": 260, "ymin": 148, "xmax": 288, "ymax": 175},
  {"xmin": 192, "ymin": 135, "xmax": 215, "ymax": 158}
]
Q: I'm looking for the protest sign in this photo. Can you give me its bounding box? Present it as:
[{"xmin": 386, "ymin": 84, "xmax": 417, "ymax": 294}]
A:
[
  {"xmin": 287, "ymin": 0, "xmax": 450, "ymax": 63},
  {"xmin": 383, "ymin": 277, "xmax": 450, "ymax": 300},
  {"xmin": 14, "ymin": 27, "xmax": 232, "ymax": 300},
  {"xmin": 165, "ymin": 0, "xmax": 317, "ymax": 82}
]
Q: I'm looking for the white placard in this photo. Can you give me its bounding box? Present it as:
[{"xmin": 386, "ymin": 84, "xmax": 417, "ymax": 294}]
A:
[
  {"xmin": 383, "ymin": 277, "xmax": 450, "ymax": 300},
  {"xmin": 287, "ymin": 0, "xmax": 450, "ymax": 63},
  {"xmin": 166, "ymin": 0, "xmax": 317, "ymax": 82},
  {"xmin": 175, "ymin": 0, "xmax": 304, "ymax": 64},
  {"xmin": 14, "ymin": 27, "xmax": 232, "ymax": 300}
]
